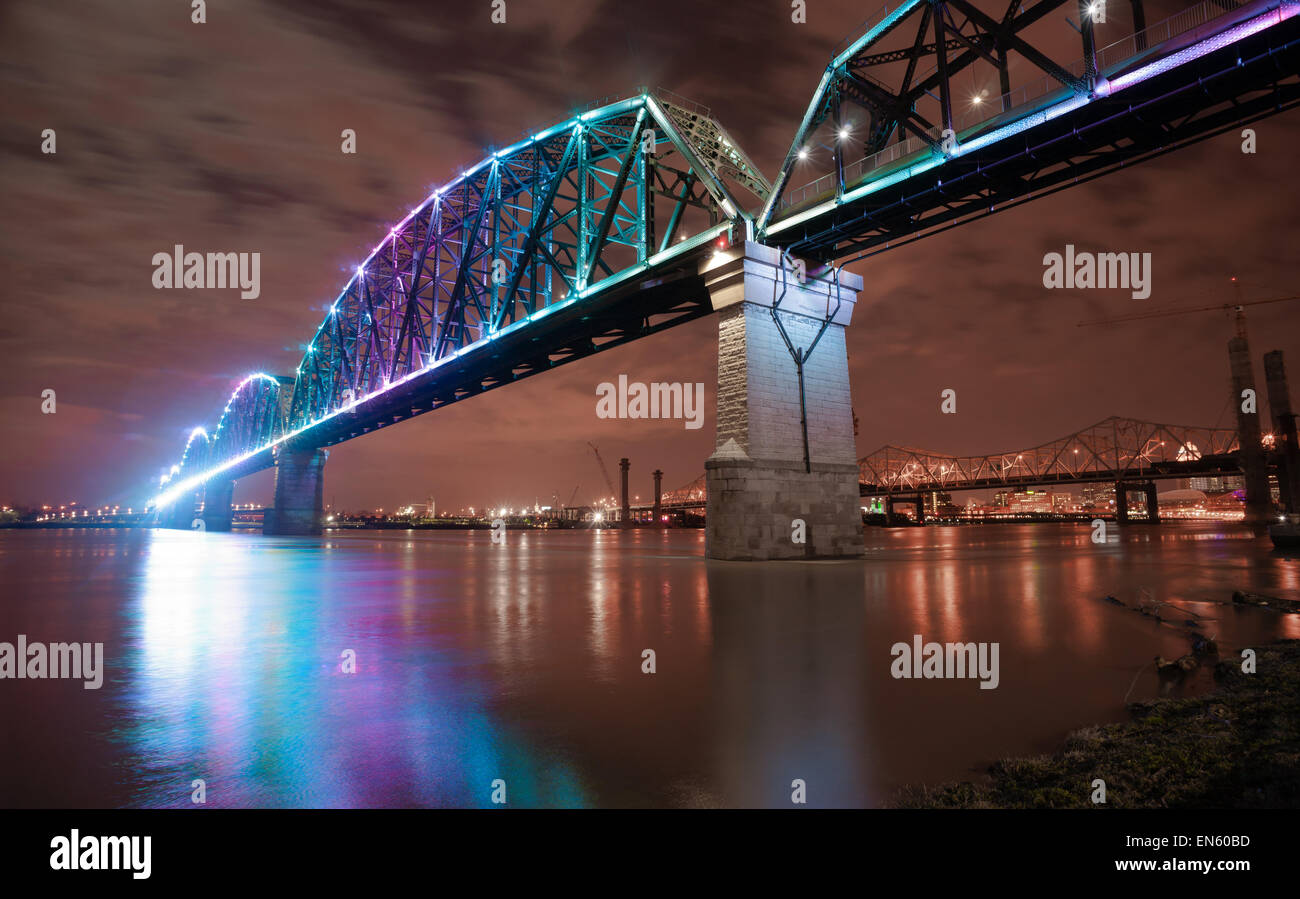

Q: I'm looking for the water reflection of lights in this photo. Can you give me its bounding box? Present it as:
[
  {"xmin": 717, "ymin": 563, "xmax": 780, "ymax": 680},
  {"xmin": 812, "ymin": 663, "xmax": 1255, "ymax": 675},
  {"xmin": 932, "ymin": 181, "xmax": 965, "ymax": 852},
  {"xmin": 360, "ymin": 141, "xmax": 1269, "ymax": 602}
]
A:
[
  {"xmin": 126, "ymin": 529, "xmax": 592, "ymax": 807},
  {"xmin": 586, "ymin": 531, "xmax": 616, "ymax": 680},
  {"xmin": 141, "ymin": 529, "xmax": 251, "ymax": 678}
]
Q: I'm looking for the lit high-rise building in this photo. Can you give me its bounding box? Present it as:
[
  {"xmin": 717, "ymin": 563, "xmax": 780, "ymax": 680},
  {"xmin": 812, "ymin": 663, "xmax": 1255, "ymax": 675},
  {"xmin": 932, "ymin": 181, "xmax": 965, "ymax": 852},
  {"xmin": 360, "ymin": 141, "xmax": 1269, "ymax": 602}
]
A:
[
  {"xmin": 1189, "ymin": 475, "xmax": 1244, "ymax": 493},
  {"xmin": 1009, "ymin": 489, "xmax": 1053, "ymax": 514},
  {"xmin": 1080, "ymin": 484, "xmax": 1112, "ymax": 509}
]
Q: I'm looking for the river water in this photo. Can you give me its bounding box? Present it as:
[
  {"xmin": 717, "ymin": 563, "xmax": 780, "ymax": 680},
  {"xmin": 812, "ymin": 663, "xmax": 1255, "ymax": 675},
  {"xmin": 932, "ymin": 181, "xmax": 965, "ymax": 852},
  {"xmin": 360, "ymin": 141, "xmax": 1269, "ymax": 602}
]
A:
[{"xmin": 1, "ymin": 523, "xmax": 1296, "ymax": 808}]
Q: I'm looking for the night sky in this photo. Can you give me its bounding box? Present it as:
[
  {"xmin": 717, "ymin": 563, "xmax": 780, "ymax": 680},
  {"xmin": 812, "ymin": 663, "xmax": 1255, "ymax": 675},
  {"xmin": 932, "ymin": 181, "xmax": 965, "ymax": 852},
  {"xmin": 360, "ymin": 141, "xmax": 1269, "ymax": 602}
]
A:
[{"xmin": 3, "ymin": 0, "xmax": 1297, "ymax": 513}]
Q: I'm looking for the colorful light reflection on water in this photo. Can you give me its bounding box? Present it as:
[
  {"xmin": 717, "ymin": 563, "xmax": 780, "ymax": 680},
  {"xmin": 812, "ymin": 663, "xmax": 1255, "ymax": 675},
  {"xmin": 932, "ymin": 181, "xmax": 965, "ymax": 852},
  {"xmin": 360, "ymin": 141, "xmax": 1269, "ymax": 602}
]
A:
[{"xmin": 0, "ymin": 524, "xmax": 1295, "ymax": 808}]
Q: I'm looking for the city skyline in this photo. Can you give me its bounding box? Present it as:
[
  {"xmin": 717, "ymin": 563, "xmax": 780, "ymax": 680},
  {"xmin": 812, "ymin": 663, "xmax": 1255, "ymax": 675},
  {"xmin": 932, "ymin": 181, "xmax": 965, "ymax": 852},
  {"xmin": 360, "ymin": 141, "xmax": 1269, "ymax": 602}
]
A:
[{"xmin": 10, "ymin": 472, "xmax": 1260, "ymax": 523}]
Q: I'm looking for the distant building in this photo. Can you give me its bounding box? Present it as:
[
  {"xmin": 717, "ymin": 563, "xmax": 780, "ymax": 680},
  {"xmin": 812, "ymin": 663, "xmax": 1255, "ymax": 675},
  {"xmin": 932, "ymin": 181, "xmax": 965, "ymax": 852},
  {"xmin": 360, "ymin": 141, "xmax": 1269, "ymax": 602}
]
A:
[
  {"xmin": 1161, "ymin": 488, "xmax": 1208, "ymax": 514},
  {"xmin": 923, "ymin": 490, "xmax": 959, "ymax": 516},
  {"xmin": 1189, "ymin": 475, "xmax": 1244, "ymax": 493},
  {"xmin": 1080, "ymin": 484, "xmax": 1112, "ymax": 509},
  {"xmin": 1008, "ymin": 489, "xmax": 1053, "ymax": 514}
]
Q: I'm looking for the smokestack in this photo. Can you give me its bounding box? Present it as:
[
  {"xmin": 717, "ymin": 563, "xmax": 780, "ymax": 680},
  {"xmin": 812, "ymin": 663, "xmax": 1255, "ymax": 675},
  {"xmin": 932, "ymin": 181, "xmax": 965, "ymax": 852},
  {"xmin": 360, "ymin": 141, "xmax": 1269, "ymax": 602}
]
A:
[
  {"xmin": 1264, "ymin": 350, "xmax": 1300, "ymax": 513},
  {"xmin": 1229, "ymin": 336, "xmax": 1271, "ymax": 523},
  {"xmin": 653, "ymin": 469, "xmax": 663, "ymax": 526},
  {"xmin": 620, "ymin": 458, "xmax": 630, "ymax": 529}
]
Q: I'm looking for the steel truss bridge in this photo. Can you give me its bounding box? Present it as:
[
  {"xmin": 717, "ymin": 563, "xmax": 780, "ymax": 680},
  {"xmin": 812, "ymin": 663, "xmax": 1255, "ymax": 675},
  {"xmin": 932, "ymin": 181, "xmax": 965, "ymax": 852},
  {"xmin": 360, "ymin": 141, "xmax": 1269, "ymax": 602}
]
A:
[
  {"xmin": 761, "ymin": 0, "xmax": 1300, "ymax": 259},
  {"xmin": 857, "ymin": 415, "xmax": 1244, "ymax": 494},
  {"xmin": 654, "ymin": 414, "xmax": 1247, "ymax": 507},
  {"xmin": 152, "ymin": 0, "xmax": 1300, "ymax": 509}
]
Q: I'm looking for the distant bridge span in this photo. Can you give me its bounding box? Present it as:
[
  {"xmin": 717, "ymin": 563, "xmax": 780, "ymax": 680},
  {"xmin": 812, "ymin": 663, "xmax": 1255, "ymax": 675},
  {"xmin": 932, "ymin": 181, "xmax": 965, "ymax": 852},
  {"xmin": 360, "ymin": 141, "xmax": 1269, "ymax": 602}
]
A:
[
  {"xmin": 857, "ymin": 415, "xmax": 1244, "ymax": 494},
  {"xmin": 659, "ymin": 414, "xmax": 1252, "ymax": 507}
]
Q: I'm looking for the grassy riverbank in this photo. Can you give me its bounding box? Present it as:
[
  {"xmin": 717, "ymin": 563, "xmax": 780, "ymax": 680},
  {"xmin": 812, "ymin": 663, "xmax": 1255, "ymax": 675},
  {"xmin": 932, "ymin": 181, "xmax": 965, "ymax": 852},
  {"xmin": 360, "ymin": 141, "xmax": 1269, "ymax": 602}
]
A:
[{"xmin": 894, "ymin": 639, "xmax": 1300, "ymax": 809}]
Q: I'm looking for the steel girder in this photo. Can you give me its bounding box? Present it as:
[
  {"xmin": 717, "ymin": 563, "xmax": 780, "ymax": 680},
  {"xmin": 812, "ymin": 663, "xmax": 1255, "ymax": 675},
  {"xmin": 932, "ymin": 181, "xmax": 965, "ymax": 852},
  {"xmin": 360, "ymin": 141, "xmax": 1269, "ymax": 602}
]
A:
[
  {"xmin": 285, "ymin": 93, "xmax": 766, "ymax": 433},
  {"xmin": 759, "ymin": 0, "xmax": 1101, "ymax": 231},
  {"xmin": 758, "ymin": 0, "xmax": 1300, "ymax": 259},
  {"xmin": 152, "ymin": 91, "xmax": 765, "ymax": 507},
  {"xmin": 167, "ymin": 374, "xmax": 286, "ymax": 476},
  {"xmin": 858, "ymin": 415, "xmax": 1242, "ymax": 494},
  {"xmin": 660, "ymin": 473, "xmax": 708, "ymax": 508}
]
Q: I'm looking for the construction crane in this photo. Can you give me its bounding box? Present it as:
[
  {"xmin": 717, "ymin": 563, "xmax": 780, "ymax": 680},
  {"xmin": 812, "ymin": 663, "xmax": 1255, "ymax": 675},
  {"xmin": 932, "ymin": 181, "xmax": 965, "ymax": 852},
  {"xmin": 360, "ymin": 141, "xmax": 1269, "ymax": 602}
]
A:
[
  {"xmin": 552, "ymin": 485, "xmax": 581, "ymax": 510},
  {"xmin": 587, "ymin": 442, "xmax": 619, "ymax": 507},
  {"xmin": 1076, "ymin": 282, "xmax": 1299, "ymax": 472}
]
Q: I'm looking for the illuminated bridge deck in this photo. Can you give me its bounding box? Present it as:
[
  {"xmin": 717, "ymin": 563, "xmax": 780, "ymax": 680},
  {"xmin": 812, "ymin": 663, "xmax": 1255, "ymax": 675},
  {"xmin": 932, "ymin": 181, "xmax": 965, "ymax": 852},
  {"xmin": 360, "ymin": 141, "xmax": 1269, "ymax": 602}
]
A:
[{"xmin": 760, "ymin": 0, "xmax": 1300, "ymax": 260}]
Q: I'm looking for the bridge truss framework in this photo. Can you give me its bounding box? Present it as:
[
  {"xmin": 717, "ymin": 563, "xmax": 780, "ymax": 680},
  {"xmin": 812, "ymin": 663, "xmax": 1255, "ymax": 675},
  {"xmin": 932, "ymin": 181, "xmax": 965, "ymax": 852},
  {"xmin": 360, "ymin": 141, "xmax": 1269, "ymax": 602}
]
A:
[{"xmin": 858, "ymin": 415, "xmax": 1242, "ymax": 493}]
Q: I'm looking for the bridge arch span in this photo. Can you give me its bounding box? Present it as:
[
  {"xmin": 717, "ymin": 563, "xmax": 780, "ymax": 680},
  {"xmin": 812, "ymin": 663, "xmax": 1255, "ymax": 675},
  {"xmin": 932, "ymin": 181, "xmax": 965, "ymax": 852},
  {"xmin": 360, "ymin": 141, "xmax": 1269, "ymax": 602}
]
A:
[
  {"xmin": 207, "ymin": 373, "xmax": 290, "ymax": 470},
  {"xmin": 151, "ymin": 89, "xmax": 769, "ymax": 510}
]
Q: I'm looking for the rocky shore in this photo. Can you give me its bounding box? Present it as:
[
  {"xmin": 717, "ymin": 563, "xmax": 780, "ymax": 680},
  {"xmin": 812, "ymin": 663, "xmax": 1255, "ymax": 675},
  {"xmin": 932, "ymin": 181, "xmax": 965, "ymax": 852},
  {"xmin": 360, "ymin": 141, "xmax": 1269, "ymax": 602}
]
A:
[{"xmin": 894, "ymin": 639, "xmax": 1300, "ymax": 808}]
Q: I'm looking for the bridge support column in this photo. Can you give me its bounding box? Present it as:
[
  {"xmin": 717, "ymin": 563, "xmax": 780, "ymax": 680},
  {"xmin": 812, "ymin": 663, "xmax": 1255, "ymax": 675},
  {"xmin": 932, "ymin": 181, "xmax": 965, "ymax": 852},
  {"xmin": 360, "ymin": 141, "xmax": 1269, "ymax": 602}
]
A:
[
  {"xmin": 1115, "ymin": 482, "xmax": 1129, "ymax": 525},
  {"xmin": 1230, "ymin": 335, "xmax": 1272, "ymax": 523},
  {"xmin": 915, "ymin": 495, "xmax": 926, "ymax": 525},
  {"xmin": 1143, "ymin": 481, "xmax": 1160, "ymax": 524},
  {"xmin": 160, "ymin": 489, "xmax": 201, "ymax": 529},
  {"xmin": 202, "ymin": 478, "xmax": 234, "ymax": 532},
  {"xmin": 1264, "ymin": 350, "xmax": 1300, "ymax": 514},
  {"xmin": 701, "ymin": 241, "xmax": 863, "ymax": 560},
  {"xmin": 264, "ymin": 447, "xmax": 328, "ymax": 536}
]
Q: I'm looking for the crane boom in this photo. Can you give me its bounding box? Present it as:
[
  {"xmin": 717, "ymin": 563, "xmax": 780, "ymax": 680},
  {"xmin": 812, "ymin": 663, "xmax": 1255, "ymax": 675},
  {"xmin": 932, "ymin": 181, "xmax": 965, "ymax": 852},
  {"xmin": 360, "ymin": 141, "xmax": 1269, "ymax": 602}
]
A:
[
  {"xmin": 587, "ymin": 443, "xmax": 619, "ymax": 504},
  {"xmin": 1077, "ymin": 294, "xmax": 1300, "ymax": 327}
]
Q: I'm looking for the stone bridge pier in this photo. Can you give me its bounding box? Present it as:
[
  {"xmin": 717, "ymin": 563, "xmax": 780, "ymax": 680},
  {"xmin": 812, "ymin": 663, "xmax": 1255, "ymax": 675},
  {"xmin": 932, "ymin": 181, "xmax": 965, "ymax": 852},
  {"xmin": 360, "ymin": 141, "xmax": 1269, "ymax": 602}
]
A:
[
  {"xmin": 1114, "ymin": 480, "xmax": 1160, "ymax": 524},
  {"xmin": 263, "ymin": 446, "xmax": 328, "ymax": 536},
  {"xmin": 160, "ymin": 489, "xmax": 202, "ymax": 530},
  {"xmin": 701, "ymin": 241, "xmax": 864, "ymax": 561},
  {"xmin": 202, "ymin": 478, "xmax": 235, "ymax": 532}
]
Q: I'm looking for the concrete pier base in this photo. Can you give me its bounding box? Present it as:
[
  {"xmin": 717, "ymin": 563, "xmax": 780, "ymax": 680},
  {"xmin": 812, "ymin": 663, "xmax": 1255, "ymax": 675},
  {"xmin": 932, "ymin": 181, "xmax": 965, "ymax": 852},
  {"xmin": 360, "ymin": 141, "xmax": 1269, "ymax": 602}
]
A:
[
  {"xmin": 161, "ymin": 490, "xmax": 201, "ymax": 529},
  {"xmin": 1143, "ymin": 481, "xmax": 1160, "ymax": 524},
  {"xmin": 706, "ymin": 448, "xmax": 864, "ymax": 559},
  {"xmin": 264, "ymin": 447, "xmax": 328, "ymax": 536},
  {"xmin": 202, "ymin": 479, "xmax": 234, "ymax": 532},
  {"xmin": 701, "ymin": 242, "xmax": 864, "ymax": 561}
]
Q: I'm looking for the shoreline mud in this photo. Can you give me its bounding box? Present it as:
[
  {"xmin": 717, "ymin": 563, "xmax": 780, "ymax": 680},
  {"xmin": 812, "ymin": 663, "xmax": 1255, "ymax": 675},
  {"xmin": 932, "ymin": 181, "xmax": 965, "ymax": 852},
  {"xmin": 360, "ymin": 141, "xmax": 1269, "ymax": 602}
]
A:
[{"xmin": 894, "ymin": 639, "xmax": 1300, "ymax": 808}]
